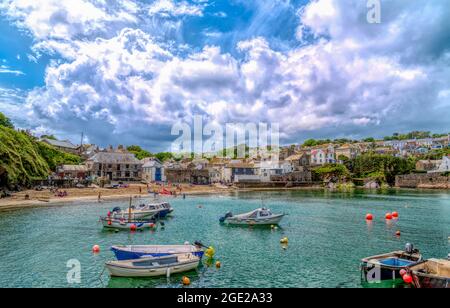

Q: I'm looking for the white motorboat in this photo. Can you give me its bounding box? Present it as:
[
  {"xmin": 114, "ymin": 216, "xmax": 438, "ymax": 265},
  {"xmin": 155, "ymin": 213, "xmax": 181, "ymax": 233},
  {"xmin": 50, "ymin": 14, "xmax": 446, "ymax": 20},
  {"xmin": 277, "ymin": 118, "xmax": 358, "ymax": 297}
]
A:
[
  {"xmin": 219, "ymin": 208, "xmax": 285, "ymax": 225},
  {"xmin": 110, "ymin": 202, "xmax": 173, "ymax": 220},
  {"xmin": 105, "ymin": 253, "xmax": 200, "ymax": 277}
]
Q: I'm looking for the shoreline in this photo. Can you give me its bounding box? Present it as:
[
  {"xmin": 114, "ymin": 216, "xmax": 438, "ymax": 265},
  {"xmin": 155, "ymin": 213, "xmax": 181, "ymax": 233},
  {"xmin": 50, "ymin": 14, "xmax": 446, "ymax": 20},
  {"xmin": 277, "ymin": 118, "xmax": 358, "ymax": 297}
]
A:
[{"xmin": 0, "ymin": 184, "xmax": 449, "ymax": 212}]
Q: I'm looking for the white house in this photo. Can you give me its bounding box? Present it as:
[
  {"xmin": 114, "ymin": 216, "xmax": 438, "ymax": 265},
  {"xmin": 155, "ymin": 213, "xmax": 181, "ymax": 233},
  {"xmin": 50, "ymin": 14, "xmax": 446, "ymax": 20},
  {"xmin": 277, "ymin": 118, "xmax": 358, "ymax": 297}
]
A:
[
  {"xmin": 141, "ymin": 158, "xmax": 165, "ymax": 182},
  {"xmin": 310, "ymin": 145, "xmax": 335, "ymax": 165},
  {"xmin": 429, "ymin": 156, "xmax": 450, "ymax": 173}
]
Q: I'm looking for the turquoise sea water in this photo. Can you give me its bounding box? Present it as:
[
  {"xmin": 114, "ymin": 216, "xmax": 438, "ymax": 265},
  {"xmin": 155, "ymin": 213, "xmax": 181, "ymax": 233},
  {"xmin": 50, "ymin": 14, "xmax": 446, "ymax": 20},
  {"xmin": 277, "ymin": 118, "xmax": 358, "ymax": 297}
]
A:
[{"xmin": 0, "ymin": 189, "xmax": 449, "ymax": 288}]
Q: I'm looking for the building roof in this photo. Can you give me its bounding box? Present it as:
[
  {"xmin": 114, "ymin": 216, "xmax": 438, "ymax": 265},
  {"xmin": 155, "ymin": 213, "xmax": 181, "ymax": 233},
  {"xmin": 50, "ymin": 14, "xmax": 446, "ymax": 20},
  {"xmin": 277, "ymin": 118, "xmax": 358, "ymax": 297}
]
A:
[
  {"xmin": 226, "ymin": 163, "xmax": 257, "ymax": 169},
  {"xmin": 42, "ymin": 138, "xmax": 78, "ymax": 149},
  {"xmin": 88, "ymin": 152, "xmax": 141, "ymax": 164},
  {"xmin": 285, "ymin": 154, "xmax": 307, "ymax": 161},
  {"xmin": 58, "ymin": 165, "xmax": 88, "ymax": 172},
  {"xmin": 142, "ymin": 159, "xmax": 163, "ymax": 168}
]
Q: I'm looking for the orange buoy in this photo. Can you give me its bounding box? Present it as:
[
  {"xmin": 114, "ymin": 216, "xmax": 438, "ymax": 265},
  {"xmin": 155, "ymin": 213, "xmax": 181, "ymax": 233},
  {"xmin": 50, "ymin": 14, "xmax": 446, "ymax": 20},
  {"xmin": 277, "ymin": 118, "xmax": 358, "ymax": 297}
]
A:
[
  {"xmin": 182, "ymin": 276, "xmax": 191, "ymax": 286},
  {"xmin": 396, "ymin": 230, "xmax": 401, "ymax": 236},
  {"xmin": 366, "ymin": 213, "xmax": 373, "ymax": 221},
  {"xmin": 403, "ymin": 274, "xmax": 413, "ymax": 284},
  {"xmin": 392, "ymin": 211, "xmax": 399, "ymax": 218},
  {"xmin": 92, "ymin": 245, "xmax": 100, "ymax": 253},
  {"xmin": 130, "ymin": 224, "xmax": 137, "ymax": 231},
  {"xmin": 215, "ymin": 261, "xmax": 221, "ymax": 268},
  {"xmin": 385, "ymin": 213, "xmax": 393, "ymax": 220}
]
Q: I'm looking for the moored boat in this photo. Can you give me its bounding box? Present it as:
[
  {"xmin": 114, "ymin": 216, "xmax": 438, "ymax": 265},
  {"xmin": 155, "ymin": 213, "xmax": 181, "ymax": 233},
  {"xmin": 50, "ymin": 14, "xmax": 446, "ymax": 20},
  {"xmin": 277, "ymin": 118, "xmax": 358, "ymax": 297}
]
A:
[
  {"xmin": 408, "ymin": 258, "xmax": 450, "ymax": 288},
  {"xmin": 100, "ymin": 217, "xmax": 157, "ymax": 230},
  {"xmin": 219, "ymin": 208, "xmax": 284, "ymax": 225},
  {"xmin": 111, "ymin": 243, "xmax": 205, "ymax": 260},
  {"xmin": 361, "ymin": 243, "xmax": 423, "ymax": 283},
  {"xmin": 110, "ymin": 201, "xmax": 173, "ymax": 220},
  {"xmin": 105, "ymin": 253, "xmax": 200, "ymax": 277}
]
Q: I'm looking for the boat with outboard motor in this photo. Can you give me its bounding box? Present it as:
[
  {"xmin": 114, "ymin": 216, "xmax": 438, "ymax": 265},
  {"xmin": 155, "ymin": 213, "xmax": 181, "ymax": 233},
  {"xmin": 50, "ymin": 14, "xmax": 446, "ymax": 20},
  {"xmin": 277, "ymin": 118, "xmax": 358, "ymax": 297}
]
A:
[
  {"xmin": 105, "ymin": 253, "xmax": 200, "ymax": 277},
  {"xmin": 360, "ymin": 243, "xmax": 423, "ymax": 282},
  {"xmin": 219, "ymin": 208, "xmax": 284, "ymax": 225},
  {"xmin": 111, "ymin": 242, "xmax": 206, "ymax": 260}
]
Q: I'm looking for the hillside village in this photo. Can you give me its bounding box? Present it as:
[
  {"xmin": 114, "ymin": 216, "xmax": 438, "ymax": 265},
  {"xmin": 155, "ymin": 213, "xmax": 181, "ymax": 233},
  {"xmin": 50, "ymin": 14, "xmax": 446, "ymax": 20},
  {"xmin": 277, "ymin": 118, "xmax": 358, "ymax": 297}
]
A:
[
  {"xmin": 42, "ymin": 132, "xmax": 450, "ymax": 190},
  {"xmin": 1, "ymin": 111, "xmax": 450, "ymax": 192}
]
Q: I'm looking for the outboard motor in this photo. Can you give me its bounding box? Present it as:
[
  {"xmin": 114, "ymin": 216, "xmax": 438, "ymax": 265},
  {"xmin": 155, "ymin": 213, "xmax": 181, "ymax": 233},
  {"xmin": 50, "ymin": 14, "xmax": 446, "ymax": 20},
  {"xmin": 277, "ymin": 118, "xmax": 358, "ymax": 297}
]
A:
[
  {"xmin": 447, "ymin": 253, "xmax": 450, "ymax": 261},
  {"xmin": 111, "ymin": 207, "xmax": 121, "ymax": 213},
  {"xmin": 219, "ymin": 211, "xmax": 233, "ymax": 223},
  {"xmin": 405, "ymin": 243, "xmax": 414, "ymax": 254}
]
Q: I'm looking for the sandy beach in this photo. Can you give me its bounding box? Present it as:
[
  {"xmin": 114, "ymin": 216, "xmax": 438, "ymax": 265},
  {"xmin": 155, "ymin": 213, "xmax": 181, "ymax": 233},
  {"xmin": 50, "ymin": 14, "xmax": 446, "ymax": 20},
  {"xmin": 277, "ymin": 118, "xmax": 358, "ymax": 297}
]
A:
[{"xmin": 0, "ymin": 183, "xmax": 327, "ymax": 211}]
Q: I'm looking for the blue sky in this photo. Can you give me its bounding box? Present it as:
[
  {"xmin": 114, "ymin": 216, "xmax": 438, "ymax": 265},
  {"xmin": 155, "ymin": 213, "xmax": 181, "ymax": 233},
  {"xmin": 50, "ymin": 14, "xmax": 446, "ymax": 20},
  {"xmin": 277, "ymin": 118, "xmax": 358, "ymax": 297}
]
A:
[{"xmin": 0, "ymin": 0, "xmax": 449, "ymax": 152}]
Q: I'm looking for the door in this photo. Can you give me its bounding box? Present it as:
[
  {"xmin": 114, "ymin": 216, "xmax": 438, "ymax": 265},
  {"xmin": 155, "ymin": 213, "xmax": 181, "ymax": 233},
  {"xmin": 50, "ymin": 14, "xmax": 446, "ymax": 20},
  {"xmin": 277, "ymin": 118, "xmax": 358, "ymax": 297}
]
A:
[{"xmin": 155, "ymin": 168, "xmax": 162, "ymax": 182}]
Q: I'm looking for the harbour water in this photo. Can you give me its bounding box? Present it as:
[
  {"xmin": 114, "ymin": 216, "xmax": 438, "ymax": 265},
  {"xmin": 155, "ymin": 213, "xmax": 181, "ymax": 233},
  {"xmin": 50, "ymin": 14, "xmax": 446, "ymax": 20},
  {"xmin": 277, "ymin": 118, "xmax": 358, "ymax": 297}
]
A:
[{"xmin": 0, "ymin": 189, "xmax": 449, "ymax": 288}]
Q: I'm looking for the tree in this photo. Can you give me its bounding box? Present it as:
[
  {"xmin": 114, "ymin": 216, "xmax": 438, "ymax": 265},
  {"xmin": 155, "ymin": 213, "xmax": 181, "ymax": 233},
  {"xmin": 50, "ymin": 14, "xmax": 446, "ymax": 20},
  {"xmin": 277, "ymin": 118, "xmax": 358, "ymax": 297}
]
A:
[
  {"xmin": 303, "ymin": 139, "xmax": 318, "ymax": 147},
  {"xmin": 0, "ymin": 112, "xmax": 14, "ymax": 129},
  {"xmin": 363, "ymin": 137, "xmax": 375, "ymax": 142},
  {"xmin": 41, "ymin": 134, "xmax": 57, "ymax": 140},
  {"xmin": 126, "ymin": 145, "xmax": 152, "ymax": 160},
  {"xmin": 155, "ymin": 152, "xmax": 174, "ymax": 162}
]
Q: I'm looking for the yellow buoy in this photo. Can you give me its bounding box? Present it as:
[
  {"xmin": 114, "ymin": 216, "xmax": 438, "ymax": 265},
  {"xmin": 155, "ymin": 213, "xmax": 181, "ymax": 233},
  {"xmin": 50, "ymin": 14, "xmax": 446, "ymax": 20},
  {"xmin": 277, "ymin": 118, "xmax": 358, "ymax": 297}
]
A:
[
  {"xmin": 205, "ymin": 246, "xmax": 215, "ymax": 258},
  {"xmin": 280, "ymin": 237, "xmax": 288, "ymax": 244},
  {"xmin": 182, "ymin": 276, "xmax": 191, "ymax": 286}
]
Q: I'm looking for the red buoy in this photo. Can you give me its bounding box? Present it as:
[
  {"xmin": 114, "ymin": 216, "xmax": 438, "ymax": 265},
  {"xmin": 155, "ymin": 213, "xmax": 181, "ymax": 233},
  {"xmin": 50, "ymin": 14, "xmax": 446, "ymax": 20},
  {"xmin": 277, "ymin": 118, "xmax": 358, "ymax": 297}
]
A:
[
  {"xmin": 392, "ymin": 211, "xmax": 399, "ymax": 218},
  {"xmin": 92, "ymin": 245, "xmax": 100, "ymax": 253},
  {"xmin": 130, "ymin": 224, "xmax": 137, "ymax": 231},
  {"xmin": 385, "ymin": 213, "xmax": 393, "ymax": 220},
  {"xmin": 396, "ymin": 230, "xmax": 401, "ymax": 236},
  {"xmin": 149, "ymin": 223, "xmax": 155, "ymax": 229},
  {"xmin": 403, "ymin": 273, "xmax": 413, "ymax": 284},
  {"xmin": 400, "ymin": 269, "xmax": 407, "ymax": 277},
  {"xmin": 366, "ymin": 213, "xmax": 373, "ymax": 221}
]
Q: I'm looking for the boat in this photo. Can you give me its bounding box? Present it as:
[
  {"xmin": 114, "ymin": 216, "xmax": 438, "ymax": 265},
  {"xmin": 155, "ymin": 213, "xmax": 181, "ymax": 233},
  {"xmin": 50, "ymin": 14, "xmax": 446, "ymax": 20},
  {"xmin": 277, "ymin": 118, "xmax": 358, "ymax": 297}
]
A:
[
  {"xmin": 100, "ymin": 217, "xmax": 157, "ymax": 230},
  {"xmin": 111, "ymin": 202, "xmax": 173, "ymax": 220},
  {"xmin": 408, "ymin": 258, "xmax": 450, "ymax": 288},
  {"xmin": 219, "ymin": 208, "xmax": 284, "ymax": 225},
  {"xmin": 360, "ymin": 243, "xmax": 423, "ymax": 282},
  {"xmin": 111, "ymin": 243, "xmax": 205, "ymax": 260},
  {"xmin": 105, "ymin": 253, "xmax": 200, "ymax": 277}
]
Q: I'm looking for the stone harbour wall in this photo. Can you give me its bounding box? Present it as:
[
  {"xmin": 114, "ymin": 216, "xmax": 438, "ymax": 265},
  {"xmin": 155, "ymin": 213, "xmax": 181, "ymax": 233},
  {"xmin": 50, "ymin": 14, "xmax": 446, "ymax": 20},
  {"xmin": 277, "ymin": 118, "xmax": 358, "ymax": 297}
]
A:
[{"xmin": 395, "ymin": 173, "xmax": 450, "ymax": 189}]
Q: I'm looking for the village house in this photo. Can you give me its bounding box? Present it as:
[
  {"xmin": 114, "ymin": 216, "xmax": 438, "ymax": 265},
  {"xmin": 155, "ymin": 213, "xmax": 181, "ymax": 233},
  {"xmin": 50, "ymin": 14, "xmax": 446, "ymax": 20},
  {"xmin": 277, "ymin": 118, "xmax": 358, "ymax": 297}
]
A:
[
  {"xmin": 56, "ymin": 165, "xmax": 88, "ymax": 179},
  {"xmin": 310, "ymin": 145, "xmax": 335, "ymax": 165},
  {"xmin": 42, "ymin": 138, "xmax": 79, "ymax": 154},
  {"xmin": 141, "ymin": 157, "xmax": 165, "ymax": 182},
  {"xmin": 85, "ymin": 146, "xmax": 142, "ymax": 181},
  {"xmin": 335, "ymin": 144, "xmax": 360, "ymax": 161},
  {"xmin": 416, "ymin": 159, "xmax": 442, "ymax": 172},
  {"xmin": 285, "ymin": 152, "xmax": 310, "ymax": 171},
  {"xmin": 223, "ymin": 162, "xmax": 259, "ymax": 183},
  {"xmin": 428, "ymin": 156, "xmax": 450, "ymax": 173},
  {"xmin": 164, "ymin": 167, "xmax": 210, "ymax": 184}
]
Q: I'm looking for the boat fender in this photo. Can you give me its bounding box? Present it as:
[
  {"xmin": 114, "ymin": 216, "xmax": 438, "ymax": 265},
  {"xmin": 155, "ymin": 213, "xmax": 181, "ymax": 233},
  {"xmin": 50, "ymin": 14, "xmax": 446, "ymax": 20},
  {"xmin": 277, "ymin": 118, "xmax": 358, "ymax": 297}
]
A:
[{"xmin": 405, "ymin": 243, "xmax": 413, "ymax": 254}]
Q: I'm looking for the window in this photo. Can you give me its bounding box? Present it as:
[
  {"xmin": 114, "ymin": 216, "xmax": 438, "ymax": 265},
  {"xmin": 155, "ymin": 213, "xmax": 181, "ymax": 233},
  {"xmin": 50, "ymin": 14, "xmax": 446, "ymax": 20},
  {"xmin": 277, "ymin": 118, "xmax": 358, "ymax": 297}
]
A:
[{"xmin": 126, "ymin": 164, "xmax": 129, "ymax": 169}]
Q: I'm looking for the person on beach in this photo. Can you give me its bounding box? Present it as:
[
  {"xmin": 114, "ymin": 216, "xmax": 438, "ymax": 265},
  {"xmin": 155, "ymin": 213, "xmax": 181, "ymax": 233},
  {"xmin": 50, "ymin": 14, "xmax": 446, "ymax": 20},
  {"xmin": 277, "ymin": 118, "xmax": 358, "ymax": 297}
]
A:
[{"xmin": 98, "ymin": 192, "xmax": 102, "ymax": 203}]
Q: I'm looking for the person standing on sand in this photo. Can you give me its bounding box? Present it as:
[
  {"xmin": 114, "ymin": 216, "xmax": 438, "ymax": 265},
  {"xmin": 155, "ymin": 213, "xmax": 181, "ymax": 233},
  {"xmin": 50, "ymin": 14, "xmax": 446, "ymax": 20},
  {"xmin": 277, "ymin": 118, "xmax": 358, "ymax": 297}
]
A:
[{"xmin": 98, "ymin": 192, "xmax": 101, "ymax": 203}]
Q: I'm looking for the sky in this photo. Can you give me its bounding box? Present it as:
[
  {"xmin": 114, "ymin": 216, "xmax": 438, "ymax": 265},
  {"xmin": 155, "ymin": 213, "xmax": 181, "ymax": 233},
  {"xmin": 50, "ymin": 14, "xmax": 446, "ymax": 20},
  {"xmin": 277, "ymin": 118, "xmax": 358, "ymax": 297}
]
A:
[{"xmin": 0, "ymin": 0, "xmax": 449, "ymax": 152}]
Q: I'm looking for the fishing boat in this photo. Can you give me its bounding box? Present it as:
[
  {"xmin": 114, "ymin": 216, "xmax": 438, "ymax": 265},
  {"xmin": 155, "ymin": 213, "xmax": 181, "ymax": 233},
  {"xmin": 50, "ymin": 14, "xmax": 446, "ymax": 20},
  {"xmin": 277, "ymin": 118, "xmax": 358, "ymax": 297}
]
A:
[
  {"xmin": 408, "ymin": 258, "xmax": 450, "ymax": 288},
  {"xmin": 111, "ymin": 243, "xmax": 205, "ymax": 260},
  {"xmin": 100, "ymin": 217, "xmax": 157, "ymax": 230},
  {"xmin": 105, "ymin": 253, "xmax": 200, "ymax": 277},
  {"xmin": 110, "ymin": 201, "xmax": 173, "ymax": 220},
  {"xmin": 361, "ymin": 243, "xmax": 423, "ymax": 282},
  {"xmin": 219, "ymin": 208, "xmax": 284, "ymax": 225}
]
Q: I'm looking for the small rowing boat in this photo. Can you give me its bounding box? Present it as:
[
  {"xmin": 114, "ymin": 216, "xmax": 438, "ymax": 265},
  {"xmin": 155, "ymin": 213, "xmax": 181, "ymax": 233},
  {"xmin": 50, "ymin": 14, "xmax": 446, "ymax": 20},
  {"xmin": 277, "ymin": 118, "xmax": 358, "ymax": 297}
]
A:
[
  {"xmin": 111, "ymin": 243, "xmax": 205, "ymax": 260},
  {"xmin": 408, "ymin": 258, "xmax": 450, "ymax": 288},
  {"xmin": 100, "ymin": 217, "xmax": 157, "ymax": 230},
  {"xmin": 105, "ymin": 253, "xmax": 200, "ymax": 277},
  {"xmin": 361, "ymin": 243, "xmax": 423, "ymax": 282},
  {"xmin": 219, "ymin": 208, "xmax": 284, "ymax": 226}
]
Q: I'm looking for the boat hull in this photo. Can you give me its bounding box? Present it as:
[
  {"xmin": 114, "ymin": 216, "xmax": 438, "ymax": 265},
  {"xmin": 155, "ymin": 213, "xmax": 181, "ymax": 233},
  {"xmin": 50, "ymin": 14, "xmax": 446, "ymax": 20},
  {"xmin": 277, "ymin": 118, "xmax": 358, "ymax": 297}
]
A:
[
  {"xmin": 224, "ymin": 215, "xmax": 284, "ymax": 225},
  {"xmin": 111, "ymin": 245, "xmax": 205, "ymax": 261},
  {"xmin": 106, "ymin": 257, "xmax": 199, "ymax": 278},
  {"xmin": 101, "ymin": 218, "xmax": 156, "ymax": 230}
]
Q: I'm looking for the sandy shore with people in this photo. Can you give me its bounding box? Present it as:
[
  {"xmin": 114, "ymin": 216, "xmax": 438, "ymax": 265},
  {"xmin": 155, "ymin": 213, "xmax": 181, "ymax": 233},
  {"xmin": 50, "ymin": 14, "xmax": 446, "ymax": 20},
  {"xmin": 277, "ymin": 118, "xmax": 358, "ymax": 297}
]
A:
[
  {"xmin": 0, "ymin": 183, "xmax": 234, "ymax": 211},
  {"xmin": 0, "ymin": 183, "xmax": 326, "ymax": 211}
]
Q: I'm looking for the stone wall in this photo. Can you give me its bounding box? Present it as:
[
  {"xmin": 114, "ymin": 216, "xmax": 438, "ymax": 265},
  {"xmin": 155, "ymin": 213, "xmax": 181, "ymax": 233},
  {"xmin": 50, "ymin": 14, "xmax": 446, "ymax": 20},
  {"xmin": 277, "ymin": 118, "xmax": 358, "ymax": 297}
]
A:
[{"xmin": 395, "ymin": 173, "xmax": 450, "ymax": 189}]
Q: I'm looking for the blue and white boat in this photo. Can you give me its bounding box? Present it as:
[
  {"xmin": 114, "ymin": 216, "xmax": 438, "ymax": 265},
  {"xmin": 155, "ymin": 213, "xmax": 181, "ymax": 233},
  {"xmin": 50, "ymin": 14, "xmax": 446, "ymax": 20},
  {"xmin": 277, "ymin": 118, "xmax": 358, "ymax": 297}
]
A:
[
  {"xmin": 111, "ymin": 202, "xmax": 173, "ymax": 220},
  {"xmin": 111, "ymin": 243, "xmax": 205, "ymax": 261}
]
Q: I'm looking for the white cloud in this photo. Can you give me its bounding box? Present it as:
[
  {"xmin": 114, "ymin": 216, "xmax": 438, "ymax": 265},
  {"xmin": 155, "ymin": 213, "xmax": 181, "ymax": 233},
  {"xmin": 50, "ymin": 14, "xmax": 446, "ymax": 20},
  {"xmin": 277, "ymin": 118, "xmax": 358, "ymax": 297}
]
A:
[
  {"xmin": 0, "ymin": 65, "xmax": 25, "ymax": 75},
  {"xmin": 147, "ymin": 0, "xmax": 205, "ymax": 17},
  {"xmin": 1, "ymin": 0, "xmax": 450, "ymax": 150}
]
